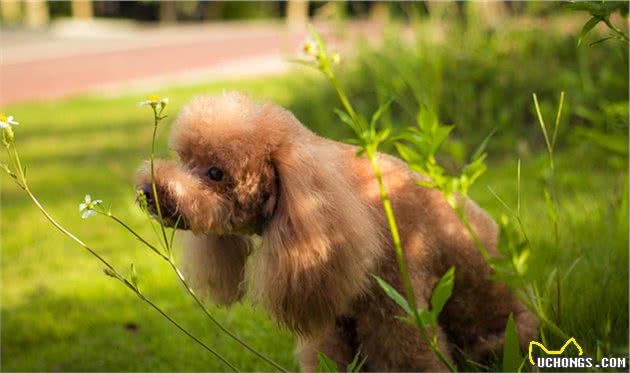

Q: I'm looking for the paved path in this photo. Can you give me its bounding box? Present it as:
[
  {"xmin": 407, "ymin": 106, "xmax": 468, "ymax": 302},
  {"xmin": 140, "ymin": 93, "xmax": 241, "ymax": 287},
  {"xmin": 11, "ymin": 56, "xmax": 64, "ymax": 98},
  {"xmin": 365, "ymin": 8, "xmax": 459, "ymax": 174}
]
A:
[{"xmin": 0, "ymin": 20, "xmax": 377, "ymax": 105}]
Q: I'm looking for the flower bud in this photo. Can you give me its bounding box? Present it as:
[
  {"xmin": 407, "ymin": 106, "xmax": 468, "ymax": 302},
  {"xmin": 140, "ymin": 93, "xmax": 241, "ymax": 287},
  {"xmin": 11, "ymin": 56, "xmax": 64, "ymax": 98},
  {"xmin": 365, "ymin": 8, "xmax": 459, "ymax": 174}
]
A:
[
  {"xmin": 303, "ymin": 40, "xmax": 318, "ymax": 56},
  {"xmin": 330, "ymin": 52, "xmax": 341, "ymax": 65},
  {"xmin": 1, "ymin": 126, "xmax": 14, "ymax": 148}
]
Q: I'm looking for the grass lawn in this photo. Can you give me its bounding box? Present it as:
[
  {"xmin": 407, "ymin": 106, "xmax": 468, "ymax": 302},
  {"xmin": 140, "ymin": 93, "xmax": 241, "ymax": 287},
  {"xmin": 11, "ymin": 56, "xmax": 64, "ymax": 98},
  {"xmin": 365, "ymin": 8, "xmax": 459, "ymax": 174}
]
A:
[{"xmin": 1, "ymin": 70, "xmax": 628, "ymax": 371}]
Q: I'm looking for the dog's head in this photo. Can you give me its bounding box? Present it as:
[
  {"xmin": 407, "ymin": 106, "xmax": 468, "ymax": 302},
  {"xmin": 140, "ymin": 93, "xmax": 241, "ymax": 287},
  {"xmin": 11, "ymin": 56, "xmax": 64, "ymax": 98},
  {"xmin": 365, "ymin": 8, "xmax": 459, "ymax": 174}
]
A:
[
  {"xmin": 136, "ymin": 92, "xmax": 297, "ymax": 235},
  {"xmin": 136, "ymin": 92, "xmax": 382, "ymax": 334}
]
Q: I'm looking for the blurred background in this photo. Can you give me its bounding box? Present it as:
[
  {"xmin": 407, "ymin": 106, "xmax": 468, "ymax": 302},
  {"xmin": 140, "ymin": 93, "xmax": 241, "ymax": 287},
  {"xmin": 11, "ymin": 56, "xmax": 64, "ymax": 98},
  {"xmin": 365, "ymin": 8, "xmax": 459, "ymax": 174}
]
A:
[{"xmin": 1, "ymin": 1, "xmax": 628, "ymax": 372}]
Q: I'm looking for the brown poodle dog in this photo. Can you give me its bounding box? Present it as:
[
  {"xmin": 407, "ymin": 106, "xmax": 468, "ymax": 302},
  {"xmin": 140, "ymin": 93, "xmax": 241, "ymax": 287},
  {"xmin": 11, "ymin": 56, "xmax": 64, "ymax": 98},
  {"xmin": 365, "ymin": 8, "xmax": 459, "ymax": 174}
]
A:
[{"xmin": 136, "ymin": 92, "xmax": 537, "ymax": 372}]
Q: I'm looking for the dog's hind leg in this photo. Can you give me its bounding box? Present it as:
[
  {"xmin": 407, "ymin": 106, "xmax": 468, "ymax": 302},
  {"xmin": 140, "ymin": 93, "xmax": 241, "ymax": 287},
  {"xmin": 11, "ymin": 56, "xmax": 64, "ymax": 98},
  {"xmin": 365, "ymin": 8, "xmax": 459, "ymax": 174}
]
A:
[
  {"xmin": 296, "ymin": 317, "xmax": 361, "ymax": 372},
  {"xmin": 357, "ymin": 313, "xmax": 453, "ymax": 372}
]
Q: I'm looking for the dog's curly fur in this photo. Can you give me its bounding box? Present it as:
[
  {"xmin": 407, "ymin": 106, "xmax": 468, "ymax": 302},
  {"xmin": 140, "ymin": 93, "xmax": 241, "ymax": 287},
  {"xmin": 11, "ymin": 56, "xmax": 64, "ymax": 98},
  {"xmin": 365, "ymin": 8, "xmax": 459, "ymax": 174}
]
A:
[{"xmin": 136, "ymin": 92, "xmax": 537, "ymax": 372}]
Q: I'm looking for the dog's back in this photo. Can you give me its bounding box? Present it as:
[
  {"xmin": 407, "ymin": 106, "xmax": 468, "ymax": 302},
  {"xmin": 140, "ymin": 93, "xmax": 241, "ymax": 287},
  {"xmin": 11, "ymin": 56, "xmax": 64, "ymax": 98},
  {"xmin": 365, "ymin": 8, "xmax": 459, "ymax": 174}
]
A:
[{"xmin": 329, "ymin": 141, "xmax": 537, "ymax": 369}]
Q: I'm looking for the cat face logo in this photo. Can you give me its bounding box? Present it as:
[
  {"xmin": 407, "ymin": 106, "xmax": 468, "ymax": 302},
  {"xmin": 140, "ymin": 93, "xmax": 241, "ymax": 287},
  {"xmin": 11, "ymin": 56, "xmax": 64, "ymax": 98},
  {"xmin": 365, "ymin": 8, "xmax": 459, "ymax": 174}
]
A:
[{"xmin": 528, "ymin": 337, "xmax": 584, "ymax": 365}]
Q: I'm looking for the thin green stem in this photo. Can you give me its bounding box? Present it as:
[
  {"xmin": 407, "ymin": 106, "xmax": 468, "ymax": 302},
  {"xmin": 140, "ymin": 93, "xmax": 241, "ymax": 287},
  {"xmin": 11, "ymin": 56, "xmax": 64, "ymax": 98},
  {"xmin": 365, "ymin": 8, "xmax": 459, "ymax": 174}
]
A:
[
  {"xmin": 517, "ymin": 290, "xmax": 568, "ymax": 341},
  {"xmin": 103, "ymin": 212, "xmax": 289, "ymax": 372},
  {"xmin": 515, "ymin": 217, "xmax": 533, "ymax": 254},
  {"xmin": 141, "ymin": 105, "xmax": 289, "ymax": 372},
  {"xmin": 532, "ymin": 93, "xmax": 554, "ymax": 170},
  {"xmin": 133, "ymin": 290, "xmax": 240, "ymax": 372},
  {"xmin": 167, "ymin": 261, "xmax": 290, "ymax": 372},
  {"xmin": 4, "ymin": 135, "xmax": 239, "ymax": 371},
  {"xmin": 601, "ymin": 17, "xmax": 629, "ymax": 42},
  {"xmin": 536, "ymin": 92, "xmax": 564, "ymax": 322},
  {"xmin": 101, "ymin": 212, "xmax": 168, "ymax": 261},
  {"xmin": 369, "ymin": 151, "xmax": 456, "ymax": 372},
  {"xmin": 330, "ymin": 77, "xmax": 360, "ymax": 127},
  {"xmin": 169, "ymin": 216, "xmax": 182, "ymax": 252},
  {"xmin": 322, "ymin": 64, "xmax": 456, "ymax": 371},
  {"xmin": 367, "ymin": 153, "xmax": 417, "ymax": 310},
  {"xmin": 551, "ymin": 92, "xmax": 564, "ymax": 149},
  {"xmin": 458, "ymin": 189, "xmax": 570, "ymax": 341},
  {"xmin": 25, "ymin": 187, "xmax": 117, "ymax": 274},
  {"xmin": 149, "ymin": 109, "xmax": 170, "ymax": 252},
  {"xmin": 5, "ymin": 147, "xmax": 25, "ymax": 189},
  {"xmin": 455, "ymin": 205, "xmax": 491, "ymax": 262},
  {"xmin": 17, "ymin": 181, "xmax": 238, "ymax": 372},
  {"xmin": 10, "ymin": 145, "xmax": 27, "ymax": 185}
]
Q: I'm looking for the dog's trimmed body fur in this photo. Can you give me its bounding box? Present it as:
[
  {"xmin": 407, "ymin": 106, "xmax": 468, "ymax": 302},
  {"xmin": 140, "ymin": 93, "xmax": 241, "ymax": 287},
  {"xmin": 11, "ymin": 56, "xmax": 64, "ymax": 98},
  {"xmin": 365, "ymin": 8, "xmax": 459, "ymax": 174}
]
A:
[{"xmin": 137, "ymin": 93, "xmax": 537, "ymax": 372}]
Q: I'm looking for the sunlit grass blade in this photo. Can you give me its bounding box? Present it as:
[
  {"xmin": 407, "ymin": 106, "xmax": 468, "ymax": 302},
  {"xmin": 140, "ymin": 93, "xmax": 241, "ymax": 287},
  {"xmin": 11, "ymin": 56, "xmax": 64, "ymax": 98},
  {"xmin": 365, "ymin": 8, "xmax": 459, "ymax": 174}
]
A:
[
  {"xmin": 502, "ymin": 313, "xmax": 523, "ymax": 372},
  {"xmin": 551, "ymin": 91, "xmax": 564, "ymax": 148},
  {"xmin": 532, "ymin": 93, "xmax": 552, "ymax": 157},
  {"xmin": 470, "ymin": 127, "xmax": 498, "ymax": 162}
]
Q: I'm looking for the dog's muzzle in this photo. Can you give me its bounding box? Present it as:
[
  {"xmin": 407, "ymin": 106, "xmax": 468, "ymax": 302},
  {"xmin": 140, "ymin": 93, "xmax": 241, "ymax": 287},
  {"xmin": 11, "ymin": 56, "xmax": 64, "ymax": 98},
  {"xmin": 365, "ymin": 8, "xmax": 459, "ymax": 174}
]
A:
[{"xmin": 138, "ymin": 183, "xmax": 189, "ymax": 230}]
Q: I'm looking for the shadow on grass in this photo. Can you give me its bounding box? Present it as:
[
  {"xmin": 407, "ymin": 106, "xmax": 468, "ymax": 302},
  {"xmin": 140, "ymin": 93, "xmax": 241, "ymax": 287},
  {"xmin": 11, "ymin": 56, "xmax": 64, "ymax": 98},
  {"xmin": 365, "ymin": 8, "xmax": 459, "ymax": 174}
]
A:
[{"xmin": 1, "ymin": 282, "xmax": 297, "ymax": 372}]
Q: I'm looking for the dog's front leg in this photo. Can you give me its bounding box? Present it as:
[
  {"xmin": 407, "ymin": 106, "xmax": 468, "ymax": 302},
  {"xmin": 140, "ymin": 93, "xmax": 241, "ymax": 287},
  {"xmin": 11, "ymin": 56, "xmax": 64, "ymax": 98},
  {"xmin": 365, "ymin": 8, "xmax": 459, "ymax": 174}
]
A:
[{"xmin": 296, "ymin": 321, "xmax": 358, "ymax": 372}]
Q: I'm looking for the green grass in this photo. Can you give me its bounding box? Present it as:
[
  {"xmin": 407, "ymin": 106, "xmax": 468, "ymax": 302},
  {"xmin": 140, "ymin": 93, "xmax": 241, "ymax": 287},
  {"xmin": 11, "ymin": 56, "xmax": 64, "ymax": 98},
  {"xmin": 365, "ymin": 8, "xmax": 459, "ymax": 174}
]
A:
[
  {"xmin": 2, "ymin": 72, "xmax": 627, "ymax": 371},
  {"xmin": 2, "ymin": 16, "xmax": 628, "ymax": 371},
  {"xmin": 1, "ymin": 77, "xmax": 308, "ymax": 372}
]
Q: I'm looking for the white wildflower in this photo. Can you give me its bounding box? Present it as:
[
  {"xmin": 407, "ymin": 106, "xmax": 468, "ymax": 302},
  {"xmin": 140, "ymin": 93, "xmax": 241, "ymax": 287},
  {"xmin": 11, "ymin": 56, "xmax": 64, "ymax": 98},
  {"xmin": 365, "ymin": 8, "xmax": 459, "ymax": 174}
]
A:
[
  {"xmin": 79, "ymin": 194, "xmax": 103, "ymax": 219},
  {"xmin": 0, "ymin": 114, "xmax": 19, "ymax": 129},
  {"xmin": 139, "ymin": 95, "xmax": 169, "ymax": 110}
]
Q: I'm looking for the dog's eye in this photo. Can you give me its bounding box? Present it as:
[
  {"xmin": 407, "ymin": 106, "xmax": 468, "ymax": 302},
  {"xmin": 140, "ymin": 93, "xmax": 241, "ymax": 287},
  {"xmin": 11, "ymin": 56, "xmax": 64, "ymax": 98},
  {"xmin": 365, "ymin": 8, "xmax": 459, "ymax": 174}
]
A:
[{"xmin": 207, "ymin": 167, "xmax": 224, "ymax": 182}]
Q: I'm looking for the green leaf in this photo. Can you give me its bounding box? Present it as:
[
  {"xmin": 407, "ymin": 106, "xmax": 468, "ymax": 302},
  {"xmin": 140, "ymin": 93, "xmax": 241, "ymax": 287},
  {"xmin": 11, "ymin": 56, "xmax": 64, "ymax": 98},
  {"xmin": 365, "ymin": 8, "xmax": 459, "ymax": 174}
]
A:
[
  {"xmin": 346, "ymin": 351, "xmax": 368, "ymax": 373},
  {"xmin": 460, "ymin": 154, "xmax": 487, "ymax": 193},
  {"xmin": 487, "ymin": 186, "xmax": 515, "ymax": 216},
  {"xmin": 544, "ymin": 268, "xmax": 558, "ymax": 297},
  {"xmin": 471, "ymin": 127, "xmax": 498, "ymax": 162},
  {"xmin": 590, "ymin": 36, "xmax": 616, "ymax": 46},
  {"xmin": 575, "ymin": 126, "xmax": 629, "ymax": 155},
  {"xmin": 502, "ymin": 313, "xmax": 523, "ymax": 372},
  {"xmin": 1, "ymin": 126, "xmax": 14, "ymax": 147},
  {"xmin": 373, "ymin": 275, "xmax": 413, "ymax": 315},
  {"xmin": 288, "ymin": 58, "xmax": 318, "ymax": 68},
  {"xmin": 532, "ymin": 93, "xmax": 552, "ymax": 155},
  {"xmin": 334, "ymin": 108, "xmax": 359, "ymax": 134},
  {"xmin": 417, "ymin": 107, "xmax": 438, "ymax": 133},
  {"xmin": 394, "ymin": 314, "xmax": 416, "ymax": 326},
  {"xmin": 375, "ymin": 127, "xmax": 392, "ymax": 145},
  {"xmin": 317, "ymin": 352, "xmax": 338, "ymax": 373},
  {"xmin": 307, "ymin": 25, "xmax": 326, "ymax": 52},
  {"xmin": 430, "ymin": 125, "xmax": 454, "ymax": 155},
  {"xmin": 370, "ymin": 98, "xmax": 394, "ymax": 128},
  {"xmin": 416, "ymin": 179, "xmax": 438, "ymax": 189},
  {"xmin": 516, "ymin": 159, "xmax": 521, "ymax": 216},
  {"xmin": 566, "ymin": 1, "xmax": 617, "ymax": 17},
  {"xmin": 551, "ymin": 91, "xmax": 564, "ymax": 148},
  {"xmin": 513, "ymin": 249, "xmax": 530, "ymax": 276},
  {"xmin": 561, "ymin": 257, "xmax": 583, "ymax": 282},
  {"xmin": 430, "ymin": 267, "xmax": 455, "ymax": 317},
  {"xmin": 394, "ymin": 143, "xmax": 422, "ymax": 165},
  {"xmin": 578, "ymin": 16, "xmax": 602, "ymax": 46},
  {"xmin": 129, "ymin": 263, "xmax": 139, "ymax": 289},
  {"xmin": 417, "ymin": 308, "xmax": 436, "ymax": 327},
  {"xmin": 543, "ymin": 188, "xmax": 557, "ymax": 225},
  {"xmin": 0, "ymin": 163, "xmax": 11, "ymax": 175}
]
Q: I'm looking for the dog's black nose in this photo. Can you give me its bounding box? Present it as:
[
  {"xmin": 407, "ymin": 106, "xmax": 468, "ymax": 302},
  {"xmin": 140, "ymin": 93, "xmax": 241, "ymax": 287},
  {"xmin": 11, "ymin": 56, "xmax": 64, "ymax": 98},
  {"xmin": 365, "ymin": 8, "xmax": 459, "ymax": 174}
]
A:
[{"xmin": 140, "ymin": 183, "xmax": 154, "ymax": 206}]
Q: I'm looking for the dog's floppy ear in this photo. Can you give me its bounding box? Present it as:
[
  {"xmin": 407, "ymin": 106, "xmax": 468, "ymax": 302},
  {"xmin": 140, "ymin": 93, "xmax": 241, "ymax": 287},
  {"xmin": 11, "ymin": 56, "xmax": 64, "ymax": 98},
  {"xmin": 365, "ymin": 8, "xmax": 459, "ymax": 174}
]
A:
[
  {"xmin": 250, "ymin": 139, "xmax": 382, "ymax": 335},
  {"xmin": 181, "ymin": 232, "xmax": 252, "ymax": 306}
]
